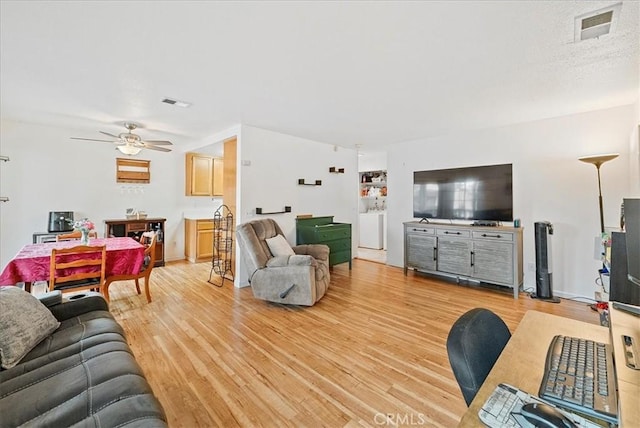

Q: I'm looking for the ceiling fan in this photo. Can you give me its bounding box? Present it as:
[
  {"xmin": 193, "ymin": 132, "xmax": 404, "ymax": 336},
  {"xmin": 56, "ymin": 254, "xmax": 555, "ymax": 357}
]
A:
[{"xmin": 71, "ymin": 122, "xmax": 173, "ymax": 155}]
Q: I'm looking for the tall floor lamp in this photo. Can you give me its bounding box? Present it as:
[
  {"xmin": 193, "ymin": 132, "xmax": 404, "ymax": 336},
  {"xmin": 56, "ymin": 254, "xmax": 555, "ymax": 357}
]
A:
[{"xmin": 578, "ymin": 153, "xmax": 619, "ymax": 234}]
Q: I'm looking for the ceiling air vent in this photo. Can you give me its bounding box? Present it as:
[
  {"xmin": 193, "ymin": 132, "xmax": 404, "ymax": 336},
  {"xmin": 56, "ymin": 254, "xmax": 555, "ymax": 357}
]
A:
[
  {"xmin": 575, "ymin": 3, "xmax": 621, "ymax": 41},
  {"xmin": 162, "ymin": 98, "xmax": 191, "ymax": 108}
]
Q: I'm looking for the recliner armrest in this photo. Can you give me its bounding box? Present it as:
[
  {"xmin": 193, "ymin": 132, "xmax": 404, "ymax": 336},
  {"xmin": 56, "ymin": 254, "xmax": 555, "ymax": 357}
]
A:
[
  {"xmin": 48, "ymin": 292, "xmax": 110, "ymax": 321},
  {"xmin": 292, "ymin": 244, "xmax": 330, "ymax": 261},
  {"xmin": 266, "ymin": 254, "xmax": 316, "ymax": 268}
]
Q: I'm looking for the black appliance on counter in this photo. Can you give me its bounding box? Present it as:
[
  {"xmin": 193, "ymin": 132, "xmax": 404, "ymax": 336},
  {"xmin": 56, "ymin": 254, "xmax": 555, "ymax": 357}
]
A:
[{"xmin": 48, "ymin": 211, "xmax": 74, "ymax": 232}]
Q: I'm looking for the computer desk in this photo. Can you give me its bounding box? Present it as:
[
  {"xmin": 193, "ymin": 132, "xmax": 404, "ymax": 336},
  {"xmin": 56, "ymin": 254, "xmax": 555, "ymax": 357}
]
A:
[{"xmin": 457, "ymin": 307, "xmax": 639, "ymax": 427}]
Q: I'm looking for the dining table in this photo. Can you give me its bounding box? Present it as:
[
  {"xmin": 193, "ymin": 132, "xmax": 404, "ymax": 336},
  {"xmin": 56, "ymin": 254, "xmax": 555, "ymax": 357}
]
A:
[{"xmin": 0, "ymin": 237, "xmax": 145, "ymax": 292}]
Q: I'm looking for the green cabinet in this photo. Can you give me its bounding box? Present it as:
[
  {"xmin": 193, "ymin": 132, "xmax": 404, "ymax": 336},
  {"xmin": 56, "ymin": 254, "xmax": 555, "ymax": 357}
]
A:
[{"xmin": 296, "ymin": 216, "xmax": 352, "ymax": 269}]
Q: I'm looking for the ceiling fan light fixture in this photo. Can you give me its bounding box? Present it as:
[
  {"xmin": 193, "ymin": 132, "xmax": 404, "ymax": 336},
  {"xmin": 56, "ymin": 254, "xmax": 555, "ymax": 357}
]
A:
[
  {"xmin": 117, "ymin": 145, "xmax": 142, "ymax": 156},
  {"xmin": 71, "ymin": 122, "xmax": 172, "ymax": 154}
]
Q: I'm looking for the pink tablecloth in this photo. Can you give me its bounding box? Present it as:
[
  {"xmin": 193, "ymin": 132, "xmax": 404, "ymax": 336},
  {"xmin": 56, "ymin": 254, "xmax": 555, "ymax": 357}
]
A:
[{"xmin": 0, "ymin": 237, "xmax": 145, "ymax": 286}]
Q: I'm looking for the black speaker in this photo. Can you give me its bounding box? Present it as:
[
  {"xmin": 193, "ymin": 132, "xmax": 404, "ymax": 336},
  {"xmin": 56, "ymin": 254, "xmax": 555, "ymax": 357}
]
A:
[{"xmin": 532, "ymin": 221, "xmax": 560, "ymax": 303}]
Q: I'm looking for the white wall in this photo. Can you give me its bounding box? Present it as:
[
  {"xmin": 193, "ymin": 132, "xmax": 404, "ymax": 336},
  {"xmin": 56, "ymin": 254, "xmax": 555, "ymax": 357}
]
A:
[
  {"xmin": 358, "ymin": 152, "xmax": 387, "ymax": 172},
  {"xmin": 629, "ymin": 102, "xmax": 640, "ymax": 196},
  {"xmin": 236, "ymin": 125, "xmax": 358, "ymax": 286},
  {"xmin": 387, "ymin": 104, "xmax": 637, "ymax": 299},
  {"xmin": 0, "ymin": 119, "xmax": 222, "ymax": 268}
]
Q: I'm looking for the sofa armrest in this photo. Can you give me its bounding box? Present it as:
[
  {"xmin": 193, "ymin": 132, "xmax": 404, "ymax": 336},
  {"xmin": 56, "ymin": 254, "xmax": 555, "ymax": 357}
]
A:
[
  {"xmin": 48, "ymin": 292, "xmax": 109, "ymax": 321},
  {"xmin": 37, "ymin": 290, "xmax": 62, "ymax": 308},
  {"xmin": 292, "ymin": 244, "xmax": 330, "ymax": 261}
]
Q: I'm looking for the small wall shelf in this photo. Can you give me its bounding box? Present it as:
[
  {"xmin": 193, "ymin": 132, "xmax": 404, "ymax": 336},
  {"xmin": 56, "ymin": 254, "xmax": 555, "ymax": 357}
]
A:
[
  {"xmin": 329, "ymin": 167, "xmax": 345, "ymax": 173},
  {"xmin": 256, "ymin": 206, "xmax": 292, "ymax": 215},
  {"xmin": 298, "ymin": 179, "xmax": 322, "ymax": 186},
  {"xmin": 116, "ymin": 158, "xmax": 150, "ymax": 184}
]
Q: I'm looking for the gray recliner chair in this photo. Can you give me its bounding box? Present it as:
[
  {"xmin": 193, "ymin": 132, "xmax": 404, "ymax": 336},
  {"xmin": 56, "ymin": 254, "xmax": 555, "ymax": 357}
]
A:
[{"xmin": 236, "ymin": 218, "xmax": 330, "ymax": 306}]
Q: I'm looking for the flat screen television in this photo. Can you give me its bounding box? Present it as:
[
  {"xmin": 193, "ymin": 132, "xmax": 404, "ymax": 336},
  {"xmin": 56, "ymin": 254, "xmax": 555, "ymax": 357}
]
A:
[{"xmin": 413, "ymin": 163, "xmax": 513, "ymax": 222}]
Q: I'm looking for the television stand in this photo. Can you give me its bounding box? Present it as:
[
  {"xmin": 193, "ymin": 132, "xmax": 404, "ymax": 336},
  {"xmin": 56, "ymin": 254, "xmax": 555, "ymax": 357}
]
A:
[
  {"xmin": 472, "ymin": 220, "xmax": 499, "ymax": 227},
  {"xmin": 404, "ymin": 221, "xmax": 523, "ymax": 299}
]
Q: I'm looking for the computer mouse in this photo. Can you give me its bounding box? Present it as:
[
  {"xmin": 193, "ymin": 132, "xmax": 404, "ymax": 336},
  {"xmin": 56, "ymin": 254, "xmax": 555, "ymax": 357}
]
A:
[{"xmin": 519, "ymin": 402, "xmax": 577, "ymax": 428}]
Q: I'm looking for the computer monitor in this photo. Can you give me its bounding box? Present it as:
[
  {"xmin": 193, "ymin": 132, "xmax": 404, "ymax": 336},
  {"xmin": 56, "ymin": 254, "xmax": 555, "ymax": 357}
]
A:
[
  {"xmin": 623, "ymin": 198, "xmax": 640, "ymax": 286},
  {"xmin": 610, "ymin": 199, "xmax": 640, "ymax": 317}
]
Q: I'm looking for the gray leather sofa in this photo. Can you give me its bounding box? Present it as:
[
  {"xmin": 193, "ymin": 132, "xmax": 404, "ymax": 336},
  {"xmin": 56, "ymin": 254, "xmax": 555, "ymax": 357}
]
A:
[{"xmin": 0, "ymin": 291, "xmax": 167, "ymax": 427}]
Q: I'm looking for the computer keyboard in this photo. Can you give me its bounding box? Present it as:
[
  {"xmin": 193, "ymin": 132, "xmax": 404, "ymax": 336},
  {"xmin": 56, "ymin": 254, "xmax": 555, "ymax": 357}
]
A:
[
  {"xmin": 479, "ymin": 383, "xmax": 602, "ymax": 428},
  {"xmin": 538, "ymin": 335, "xmax": 618, "ymax": 425}
]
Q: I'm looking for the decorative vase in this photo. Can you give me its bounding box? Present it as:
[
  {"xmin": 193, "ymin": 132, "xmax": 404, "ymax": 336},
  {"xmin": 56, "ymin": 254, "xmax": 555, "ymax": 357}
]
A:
[{"xmin": 80, "ymin": 229, "xmax": 90, "ymax": 245}]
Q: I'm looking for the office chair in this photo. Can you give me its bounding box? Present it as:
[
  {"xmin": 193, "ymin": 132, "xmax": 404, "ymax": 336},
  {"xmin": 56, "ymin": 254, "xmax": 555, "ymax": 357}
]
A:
[{"xmin": 446, "ymin": 308, "xmax": 512, "ymax": 406}]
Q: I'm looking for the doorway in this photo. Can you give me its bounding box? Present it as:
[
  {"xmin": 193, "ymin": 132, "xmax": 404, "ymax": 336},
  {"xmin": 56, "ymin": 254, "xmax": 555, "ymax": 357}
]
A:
[{"xmin": 357, "ymin": 153, "xmax": 387, "ymax": 264}]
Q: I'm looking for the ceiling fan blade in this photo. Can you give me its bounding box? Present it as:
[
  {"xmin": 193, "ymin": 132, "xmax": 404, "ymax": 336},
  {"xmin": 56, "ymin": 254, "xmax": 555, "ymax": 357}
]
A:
[
  {"xmin": 141, "ymin": 140, "xmax": 173, "ymax": 146},
  {"xmin": 99, "ymin": 131, "xmax": 121, "ymax": 139},
  {"xmin": 70, "ymin": 137, "xmax": 116, "ymax": 143},
  {"xmin": 142, "ymin": 144, "xmax": 172, "ymax": 152}
]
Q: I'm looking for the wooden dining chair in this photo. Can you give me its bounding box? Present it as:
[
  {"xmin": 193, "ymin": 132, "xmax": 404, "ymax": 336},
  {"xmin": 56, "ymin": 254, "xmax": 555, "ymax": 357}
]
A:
[
  {"xmin": 49, "ymin": 245, "xmax": 107, "ymax": 294},
  {"xmin": 103, "ymin": 232, "xmax": 157, "ymax": 303},
  {"xmin": 56, "ymin": 230, "xmax": 98, "ymax": 241}
]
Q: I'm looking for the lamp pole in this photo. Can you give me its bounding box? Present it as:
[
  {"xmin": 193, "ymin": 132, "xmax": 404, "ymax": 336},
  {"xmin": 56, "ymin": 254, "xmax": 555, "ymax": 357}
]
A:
[
  {"xmin": 596, "ymin": 164, "xmax": 605, "ymax": 234},
  {"xmin": 579, "ymin": 153, "xmax": 619, "ymax": 235}
]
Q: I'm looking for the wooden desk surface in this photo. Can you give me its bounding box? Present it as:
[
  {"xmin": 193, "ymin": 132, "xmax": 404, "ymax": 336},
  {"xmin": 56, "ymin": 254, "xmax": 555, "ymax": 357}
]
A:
[
  {"xmin": 609, "ymin": 305, "xmax": 640, "ymax": 426},
  {"xmin": 458, "ymin": 310, "xmax": 609, "ymax": 427}
]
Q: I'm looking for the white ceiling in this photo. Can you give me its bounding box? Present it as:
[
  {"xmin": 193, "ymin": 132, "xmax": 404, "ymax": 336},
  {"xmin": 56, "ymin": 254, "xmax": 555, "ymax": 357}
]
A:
[{"xmin": 1, "ymin": 1, "xmax": 638, "ymax": 152}]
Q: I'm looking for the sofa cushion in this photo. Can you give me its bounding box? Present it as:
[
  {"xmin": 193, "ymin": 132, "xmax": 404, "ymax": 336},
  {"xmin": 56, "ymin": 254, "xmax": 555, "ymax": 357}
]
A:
[
  {"xmin": 0, "ymin": 346, "xmax": 166, "ymax": 427},
  {"xmin": 0, "ymin": 297, "xmax": 167, "ymax": 427},
  {"xmin": 1, "ymin": 310, "xmax": 127, "ymax": 381},
  {"xmin": 0, "ymin": 286, "xmax": 60, "ymax": 369}
]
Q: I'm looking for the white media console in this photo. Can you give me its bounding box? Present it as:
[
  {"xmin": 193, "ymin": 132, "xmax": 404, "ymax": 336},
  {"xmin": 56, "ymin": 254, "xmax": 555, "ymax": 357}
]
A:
[{"xmin": 404, "ymin": 221, "xmax": 523, "ymax": 298}]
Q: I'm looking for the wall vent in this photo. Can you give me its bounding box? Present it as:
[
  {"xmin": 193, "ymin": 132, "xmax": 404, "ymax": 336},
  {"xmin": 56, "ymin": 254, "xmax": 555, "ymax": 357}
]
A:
[
  {"xmin": 162, "ymin": 98, "xmax": 191, "ymax": 108},
  {"xmin": 575, "ymin": 3, "xmax": 621, "ymax": 41}
]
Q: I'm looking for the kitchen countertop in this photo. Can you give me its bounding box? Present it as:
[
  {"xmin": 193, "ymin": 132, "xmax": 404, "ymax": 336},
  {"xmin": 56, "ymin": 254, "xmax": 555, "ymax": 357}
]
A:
[{"xmin": 183, "ymin": 210, "xmax": 216, "ymax": 220}]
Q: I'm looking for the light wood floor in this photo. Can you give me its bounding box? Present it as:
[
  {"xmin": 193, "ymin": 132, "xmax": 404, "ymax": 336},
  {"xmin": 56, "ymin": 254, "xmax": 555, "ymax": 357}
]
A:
[{"xmin": 106, "ymin": 259, "xmax": 599, "ymax": 427}]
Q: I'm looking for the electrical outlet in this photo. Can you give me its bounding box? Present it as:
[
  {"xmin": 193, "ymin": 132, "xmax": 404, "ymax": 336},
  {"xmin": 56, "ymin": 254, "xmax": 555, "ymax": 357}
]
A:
[{"xmin": 595, "ymin": 290, "xmax": 610, "ymax": 302}]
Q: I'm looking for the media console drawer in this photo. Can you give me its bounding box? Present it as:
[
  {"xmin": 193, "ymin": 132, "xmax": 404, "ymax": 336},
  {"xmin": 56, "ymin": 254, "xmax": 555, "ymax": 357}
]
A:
[
  {"xmin": 437, "ymin": 228, "xmax": 471, "ymax": 238},
  {"xmin": 472, "ymin": 231, "xmax": 514, "ymax": 241},
  {"xmin": 407, "ymin": 226, "xmax": 435, "ymax": 235}
]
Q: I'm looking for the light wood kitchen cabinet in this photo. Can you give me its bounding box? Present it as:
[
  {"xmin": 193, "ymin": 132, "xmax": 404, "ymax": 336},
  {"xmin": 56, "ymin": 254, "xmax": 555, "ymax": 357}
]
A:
[
  {"xmin": 185, "ymin": 153, "xmax": 223, "ymax": 196},
  {"xmin": 212, "ymin": 157, "xmax": 223, "ymax": 196},
  {"xmin": 185, "ymin": 219, "xmax": 214, "ymax": 262}
]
